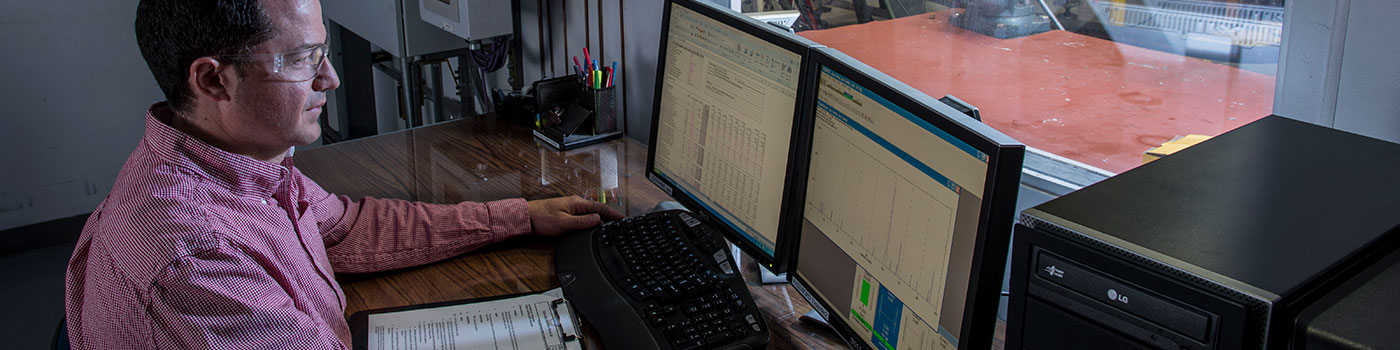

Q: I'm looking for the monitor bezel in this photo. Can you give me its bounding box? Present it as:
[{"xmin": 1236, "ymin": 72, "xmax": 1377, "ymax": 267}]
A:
[
  {"xmin": 785, "ymin": 47, "xmax": 1025, "ymax": 350},
  {"xmin": 644, "ymin": 0, "xmax": 819, "ymax": 274}
]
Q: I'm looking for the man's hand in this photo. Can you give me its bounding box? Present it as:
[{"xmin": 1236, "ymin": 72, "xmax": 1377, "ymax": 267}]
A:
[{"xmin": 526, "ymin": 195, "xmax": 626, "ymax": 237}]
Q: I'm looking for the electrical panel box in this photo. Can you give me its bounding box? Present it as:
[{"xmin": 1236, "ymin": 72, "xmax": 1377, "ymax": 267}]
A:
[
  {"xmin": 323, "ymin": 0, "xmax": 470, "ymax": 57},
  {"xmin": 419, "ymin": 0, "xmax": 512, "ymax": 41}
]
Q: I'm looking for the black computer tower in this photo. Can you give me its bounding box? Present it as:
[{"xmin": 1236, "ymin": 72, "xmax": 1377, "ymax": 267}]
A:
[
  {"xmin": 1293, "ymin": 239, "xmax": 1400, "ymax": 349},
  {"xmin": 1004, "ymin": 116, "xmax": 1400, "ymax": 349}
]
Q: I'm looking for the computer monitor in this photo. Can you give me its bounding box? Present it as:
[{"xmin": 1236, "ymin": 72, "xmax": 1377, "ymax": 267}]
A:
[
  {"xmin": 645, "ymin": 0, "xmax": 818, "ymax": 273},
  {"xmin": 788, "ymin": 48, "xmax": 1025, "ymax": 350}
]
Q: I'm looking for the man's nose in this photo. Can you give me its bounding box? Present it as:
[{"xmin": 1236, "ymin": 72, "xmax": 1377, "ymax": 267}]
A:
[{"xmin": 313, "ymin": 58, "xmax": 340, "ymax": 91}]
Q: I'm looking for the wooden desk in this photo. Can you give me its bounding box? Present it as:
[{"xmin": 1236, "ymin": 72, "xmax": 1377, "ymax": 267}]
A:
[{"xmin": 296, "ymin": 115, "xmax": 847, "ymax": 349}]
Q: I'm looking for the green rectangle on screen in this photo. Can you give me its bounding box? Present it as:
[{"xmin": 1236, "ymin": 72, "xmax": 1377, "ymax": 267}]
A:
[{"xmin": 861, "ymin": 279, "xmax": 872, "ymax": 306}]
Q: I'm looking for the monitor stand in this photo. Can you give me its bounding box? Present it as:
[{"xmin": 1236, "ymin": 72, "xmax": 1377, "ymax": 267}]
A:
[
  {"xmin": 758, "ymin": 262, "xmax": 787, "ymax": 284},
  {"xmin": 799, "ymin": 310, "xmax": 835, "ymax": 331},
  {"xmin": 650, "ymin": 201, "xmax": 688, "ymax": 213},
  {"xmin": 725, "ymin": 243, "xmax": 787, "ymax": 284}
]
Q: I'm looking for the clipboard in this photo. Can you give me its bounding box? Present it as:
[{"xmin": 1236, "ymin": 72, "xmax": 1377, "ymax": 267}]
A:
[{"xmin": 348, "ymin": 288, "xmax": 584, "ymax": 350}]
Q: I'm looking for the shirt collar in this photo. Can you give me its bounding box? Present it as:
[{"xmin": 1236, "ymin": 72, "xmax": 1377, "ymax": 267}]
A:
[{"xmin": 144, "ymin": 102, "xmax": 293, "ymax": 199}]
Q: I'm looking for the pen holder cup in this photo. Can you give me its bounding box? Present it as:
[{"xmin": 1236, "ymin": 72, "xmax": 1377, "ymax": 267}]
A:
[{"xmin": 581, "ymin": 87, "xmax": 617, "ymax": 134}]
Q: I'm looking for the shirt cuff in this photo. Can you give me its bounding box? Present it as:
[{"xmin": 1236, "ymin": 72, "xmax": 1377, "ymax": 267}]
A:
[{"xmin": 484, "ymin": 198, "xmax": 531, "ymax": 241}]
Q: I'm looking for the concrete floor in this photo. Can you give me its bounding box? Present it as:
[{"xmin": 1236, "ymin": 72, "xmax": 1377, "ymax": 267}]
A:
[{"xmin": 0, "ymin": 243, "xmax": 73, "ymax": 350}]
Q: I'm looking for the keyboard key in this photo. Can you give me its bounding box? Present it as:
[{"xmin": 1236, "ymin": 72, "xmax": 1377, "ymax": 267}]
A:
[
  {"xmin": 674, "ymin": 340, "xmax": 706, "ymax": 350},
  {"xmin": 652, "ymin": 286, "xmax": 673, "ymax": 302},
  {"xmin": 731, "ymin": 321, "xmax": 746, "ymax": 334},
  {"xmin": 631, "ymin": 288, "xmax": 653, "ymax": 301},
  {"xmin": 706, "ymin": 331, "xmax": 736, "ymax": 345}
]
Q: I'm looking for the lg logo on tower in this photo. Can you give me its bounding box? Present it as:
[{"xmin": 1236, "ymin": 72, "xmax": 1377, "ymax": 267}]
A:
[{"xmin": 1107, "ymin": 289, "xmax": 1129, "ymax": 304}]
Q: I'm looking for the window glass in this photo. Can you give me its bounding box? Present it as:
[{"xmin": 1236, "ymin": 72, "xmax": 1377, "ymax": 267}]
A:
[{"xmin": 749, "ymin": 0, "xmax": 1283, "ymax": 174}]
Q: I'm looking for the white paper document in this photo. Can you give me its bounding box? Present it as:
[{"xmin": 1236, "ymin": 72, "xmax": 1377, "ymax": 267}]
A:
[{"xmin": 366, "ymin": 288, "xmax": 582, "ymax": 350}]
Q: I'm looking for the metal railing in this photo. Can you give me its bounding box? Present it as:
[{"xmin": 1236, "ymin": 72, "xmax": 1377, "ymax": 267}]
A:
[{"xmin": 1090, "ymin": 0, "xmax": 1283, "ymax": 47}]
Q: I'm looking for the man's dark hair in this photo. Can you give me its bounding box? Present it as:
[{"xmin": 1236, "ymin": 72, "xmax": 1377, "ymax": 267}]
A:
[{"xmin": 135, "ymin": 0, "xmax": 276, "ymax": 112}]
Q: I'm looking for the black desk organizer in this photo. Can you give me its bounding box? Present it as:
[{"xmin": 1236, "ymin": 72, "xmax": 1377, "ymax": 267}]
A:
[{"xmin": 532, "ymin": 75, "xmax": 623, "ymax": 151}]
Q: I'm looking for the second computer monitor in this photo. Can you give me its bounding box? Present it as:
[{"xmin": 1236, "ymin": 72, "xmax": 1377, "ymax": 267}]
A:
[
  {"xmin": 789, "ymin": 48, "xmax": 1025, "ymax": 350},
  {"xmin": 645, "ymin": 0, "xmax": 816, "ymax": 273}
]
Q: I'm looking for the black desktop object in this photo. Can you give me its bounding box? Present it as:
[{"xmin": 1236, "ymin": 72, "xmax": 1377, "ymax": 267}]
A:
[
  {"xmin": 553, "ymin": 0, "xmax": 819, "ymax": 348},
  {"xmin": 1006, "ymin": 116, "xmax": 1400, "ymax": 349},
  {"xmin": 786, "ymin": 48, "xmax": 1025, "ymax": 350},
  {"xmin": 1295, "ymin": 240, "xmax": 1400, "ymax": 349}
]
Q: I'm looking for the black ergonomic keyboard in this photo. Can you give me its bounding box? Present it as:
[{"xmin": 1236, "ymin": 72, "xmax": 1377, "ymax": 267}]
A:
[{"xmin": 555, "ymin": 209, "xmax": 769, "ymax": 349}]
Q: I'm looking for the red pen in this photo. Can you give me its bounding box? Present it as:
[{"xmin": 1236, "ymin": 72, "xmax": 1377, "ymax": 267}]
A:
[{"xmin": 583, "ymin": 48, "xmax": 592, "ymax": 71}]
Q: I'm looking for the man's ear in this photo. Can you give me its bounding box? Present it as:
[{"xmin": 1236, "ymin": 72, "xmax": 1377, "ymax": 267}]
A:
[{"xmin": 188, "ymin": 57, "xmax": 233, "ymax": 102}]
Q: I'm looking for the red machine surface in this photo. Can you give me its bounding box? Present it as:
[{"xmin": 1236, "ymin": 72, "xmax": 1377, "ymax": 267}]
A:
[{"xmin": 799, "ymin": 12, "xmax": 1274, "ymax": 173}]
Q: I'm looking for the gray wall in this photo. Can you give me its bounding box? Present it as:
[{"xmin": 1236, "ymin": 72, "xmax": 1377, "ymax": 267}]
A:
[
  {"xmin": 1275, "ymin": 0, "xmax": 1400, "ymax": 143},
  {"xmin": 1, "ymin": 0, "xmax": 162, "ymax": 231},
  {"xmin": 518, "ymin": 0, "xmax": 663, "ymax": 142},
  {"xmin": 621, "ymin": 0, "xmax": 665, "ymax": 141}
]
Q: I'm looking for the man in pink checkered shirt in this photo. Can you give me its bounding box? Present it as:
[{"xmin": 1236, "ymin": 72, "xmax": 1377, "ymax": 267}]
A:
[{"xmin": 63, "ymin": 0, "xmax": 623, "ymax": 348}]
